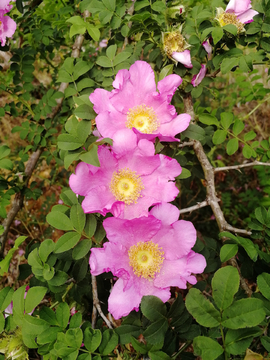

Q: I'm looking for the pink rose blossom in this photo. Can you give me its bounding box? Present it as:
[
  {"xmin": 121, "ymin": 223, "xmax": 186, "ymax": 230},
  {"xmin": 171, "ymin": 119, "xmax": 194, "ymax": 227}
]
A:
[
  {"xmin": 0, "ymin": 11, "xmax": 16, "ymax": 46},
  {"xmin": 171, "ymin": 50, "xmax": 193, "ymax": 68},
  {"xmin": 99, "ymin": 39, "xmax": 108, "ymax": 48},
  {"xmin": 225, "ymin": 0, "xmax": 258, "ymax": 24},
  {"xmin": 90, "ymin": 203, "xmax": 206, "ymax": 319},
  {"xmin": 191, "ymin": 64, "xmax": 207, "ymax": 87},
  {"xmin": 90, "ymin": 61, "xmax": 191, "ymax": 142},
  {"xmin": 0, "ymin": 0, "xmax": 13, "ymax": 14},
  {"xmin": 69, "ymin": 130, "xmax": 181, "ymax": 220},
  {"xmin": 202, "ymin": 40, "xmax": 212, "ymax": 55}
]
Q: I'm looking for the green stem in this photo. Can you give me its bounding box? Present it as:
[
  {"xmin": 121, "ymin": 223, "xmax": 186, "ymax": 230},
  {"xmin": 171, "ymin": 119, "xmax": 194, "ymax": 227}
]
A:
[
  {"xmin": 220, "ymin": 325, "xmax": 228, "ymax": 360},
  {"xmin": 240, "ymin": 94, "xmax": 270, "ymax": 121}
]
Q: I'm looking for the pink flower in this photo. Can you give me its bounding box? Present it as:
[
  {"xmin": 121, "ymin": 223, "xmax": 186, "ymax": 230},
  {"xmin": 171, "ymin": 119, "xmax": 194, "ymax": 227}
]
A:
[
  {"xmin": 90, "ymin": 61, "xmax": 191, "ymax": 142},
  {"xmin": 0, "ymin": 12, "xmax": 16, "ymax": 46},
  {"xmin": 14, "ymin": 219, "xmax": 21, "ymax": 226},
  {"xmin": 90, "ymin": 203, "xmax": 206, "ymax": 319},
  {"xmin": 99, "ymin": 39, "xmax": 108, "ymax": 48},
  {"xmin": 225, "ymin": 0, "xmax": 258, "ymax": 24},
  {"xmin": 69, "ymin": 130, "xmax": 181, "ymax": 220},
  {"xmin": 191, "ymin": 64, "xmax": 207, "ymax": 87},
  {"xmin": 202, "ymin": 40, "xmax": 212, "ymax": 55},
  {"xmin": 0, "ymin": 0, "xmax": 12, "ymax": 14},
  {"xmin": 216, "ymin": 0, "xmax": 258, "ymax": 32},
  {"xmin": 163, "ymin": 31, "xmax": 193, "ymax": 69},
  {"xmin": 171, "ymin": 50, "xmax": 193, "ymax": 68}
]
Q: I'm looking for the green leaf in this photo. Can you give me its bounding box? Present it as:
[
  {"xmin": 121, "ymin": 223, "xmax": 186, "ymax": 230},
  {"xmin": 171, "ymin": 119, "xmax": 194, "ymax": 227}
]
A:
[
  {"xmin": 72, "ymin": 239, "xmax": 92, "ymax": 260},
  {"xmin": 242, "ymin": 144, "xmax": 253, "ymax": 159},
  {"xmin": 257, "ymin": 273, "xmax": 270, "ymax": 300},
  {"xmin": 0, "ymin": 287, "xmax": 14, "ymax": 312},
  {"xmin": 233, "ymin": 119, "xmax": 244, "ymax": 136},
  {"xmin": 0, "ymin": 159, "xmax": 13, "ymax": 171},
  {"xmin": 212, "ymin": 27, "xmax": 224, "ymax": 44},
  {"xmin": 80, "ymin": 144, "xmax": 100, "ymax": 167},
  {"xmin": 56, "ymin": 302, "xmax": 70, "ymax": 328},
  {"xmin": 86, "ymin": 24, "xmax": 100, "ymax": 41},
  {"xmin": 12, "ymin": 285, "xmax": 27, "ymax": 323},
  {"xmin": 221, "ymin": 57, "xmax": 239, "ymax": 74},
  {"xmin": 85, "ymin": 214, "xmax": 97, "ymax": 238},
  {"xmin": 60, "ymin": 190, "xmax": 78, "ymax": 206},
  {"xmin": 66, "ymin": 328, "xmax": 83, "ymax": 349},
  {"xmin": 244, "ymin": 130, "xmax": 256, "ymax": 141},
  {"xmin": 70, "ymin": 204, "xmax": 86, "ymax": 233},
  {"xmin": 199, "ymin": 114, "xmax": 219, "ymax": 126},
  {"xmin": 220, "ymin": 244, "xmax": 238, "ymax": 262},
  {"xmin": 182, "ymin": 124, "xmax": 205, "ymax": 141},
  {"xmin": 77, "ymin": 78, "xmax": 95, "ymax": 91},
  {"xmin": 69, "ymin": 312, "xmax": 82, "ymax": 328},
  {"xmin": 47, "ymin": 211, "xmax": 73, "ymax": 231},
  {"xmin": 58, "ymin": 134, "xmax": 83, "ymax": 150},
  {"xmin": 70, "ymin": 24, "xmax": 86, "ymax": 38},
  {"xmin": 113, "ymin": 52, "xmax": 131, "ymax": 67},
  {"xmin": 177, "ymin": 168, "xmax": 191, "ymax": 179},
  {"xmin": 223, "ymin": 24, "xmax": 238, "ymax": 35},
  {"xmin": 96, "ymin": 56, "xmax": 112, "ymax": 68},
  {"xmin": 84, "ymin": 328, "xmax": 102, "ymax": 352},
  {"xmin": 25, "ymin": 286, "xmax": 47, "ymax": 314},
  {"xmin": 212, "ymin": 266, "xmax": 239, "ymax": 311},
  {"xmin": 254, "ymin": 207, "xmax": 268, "ymax": 225},
  {"xmin": 226, "ymin": 138, "xmax": 239, "ymax": 155},
  {"xmin": 193, "ymin": 336, "xmax": 224, "ymax": 360},
  {"xmin": 106, "ymin": 44, "xmax": 117, "ymax": 60},
  {"xmin": 37, "ymin": 326, "xmax": 63, "ymax": 344},
  {"xmin": 54, "ymin": 232, "xmax": 81, "ymax": 253},
  {"xmin": 39, "ymin": 239, "xmax": 55, "ymax": 263},
  {"xmin": 22, "ymin": 314, "xmax": 50, "ymax": 336},
  {"xmin": 74, "ymin": 104, "xmax": 96, "ymax": 120},
  {"xmin": 48, "ymin": 270, "xmax": 69, "ymax": 286},
  {"xmin": 0, "ymin": 236, "xmax": 27, "ymax": 276},
  {"xmin": 99, "ymin": 329, "xmax": 118, "ymax": 355},
  {"xmin": 213, "ymin": 129, "xmax": 227, "ymax": 145},
  {"xmin": 225, "ymin": 327, "xmax": 262, "ymax": 355},
  {"xmin": 0, "ymin": 313, "xmax": 5, "ymax": 333},
  {"xmin": 148, "ymin": 351, "xmax": 171, "ymax": 360},
  {"xmin": 235, "ymin": 236, "xmax": 258, "ymax": 261},
  {"xmin": 159, "ymin": 64, "xmax": 174, "ymax": 81},
  {"xmin": 0, "ymin": 145, "xmax": 10, "ymax": 159},
  {"xmin": 73, "ymin": 61, "xmax": 91, "ymax": 81},
  {"xmin": 115, "ymin": 324, "xmax": 141, "ymax": 344},
  {"xmin": 185, "ymin": 288, "xmax": 220, "ymax": 328},
  {"xmin": 144, "ymin": 318, "xmax": 168, "ymax": 345},
  {"xmin": 221, "ymin": 298, "xmax": 265, "ymax": 329},
  {"xmin": 39, "ymin": 306, "xmax": 58, "ymax": 325},
  {"xmin": 141, "ymin": 296, "xmax": 167, "ymax": 321},
  {"xmin": 220, "ymin": 112, "xmax": 233, "ymax": 130}
]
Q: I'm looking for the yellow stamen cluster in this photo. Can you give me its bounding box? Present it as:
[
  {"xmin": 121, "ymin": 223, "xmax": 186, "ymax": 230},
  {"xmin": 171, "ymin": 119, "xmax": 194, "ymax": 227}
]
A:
[
  {"xmin": 110, "ymin": 168, "xmax": 144, "ymax": 205},
  {"xmin": 128, "ymin": 241, "xmax": 164, "ymax": 279},
  {"xmin": 164, "ymin": 32, "xmax": 185, "ymax": 56},
  {"xmin": 126, "ymin": 104, "xmax": 159, "ymax": 134},
  {"xmin": 218, "ymin": 12, "xmax": 244, "ymax": 32}
]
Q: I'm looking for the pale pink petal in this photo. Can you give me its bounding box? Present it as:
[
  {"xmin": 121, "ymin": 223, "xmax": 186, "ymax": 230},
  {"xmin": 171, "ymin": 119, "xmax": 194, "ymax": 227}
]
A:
[
  {"xmin": 89, "ymin": 89, "xmax": 115, "ymax": 114},
  {"xmin": 90, "ymin": 243, "xmax": 130, "ymax": 277},
  {"xmin": 82, "ymin": 186, "xmax": 116, "ymax": 215},
  {"xmin": 69, "ymin": 162, "xmax": 94, "ymax": 196},
  {"xmin": 157, "ymin": 74, "xmax": 182, "ymax": 102},
  {"xmin": 191, "ymin": 64, "xmax": 207, "ymax": 87},
  {"xmin": 0, "ymin": 0, "xmax": 12, "ymax": 13},
  {"xmin": 103, "ymin": 216, "xmax": 161, "ymax": 248},
  {"xmin": 118, "ymin": 195, "xmax": 156, "ymax": 220},
  {"xmin": 111, "ymin": 129, "xmax": 137, "ymax": 155},
  {"xmin": 202, "ymin": 40, "xmax": 212, "ymax": 54},
  {"xmin": 186, "ymin": 251, "xmax": 207, "ymax": 275},
  {"xmin": 226, "ymin": 0, "xmax": 251, "ymax": 14},
  {"xmin": 172, "ymin": 50, "xmax": 193, "ymax": 68},
  {"xmin": 149, "ymin": 203, "xmax": 180, "ymax": 226},
  {"xmin": 237, "ymin": 9, "xmax": 258, "ymax": 23},
  {"xmin": 0, "ymin": 15, "xmax": 16, "ymax": 46},
  {"xmin": 172, "ymin": 220, "xmax": 197, "ymax": 257},
  {"xmin": 95, "ymin": 110, "xmax": 126, "ymax": 139},
  {"xmin": 112, "ymin": 69, "xmax": 130, "ymax": 90},
  {"xmin": 154, "ymin": 258, "xmax": 189, "ymax": 289},
  {"xmin": 108, "ymin": 278, "xmax": 143, "ymax": 319},
  {"xmin": 157, "ymin": 113, "xmax": 191, "ymax": 140}
]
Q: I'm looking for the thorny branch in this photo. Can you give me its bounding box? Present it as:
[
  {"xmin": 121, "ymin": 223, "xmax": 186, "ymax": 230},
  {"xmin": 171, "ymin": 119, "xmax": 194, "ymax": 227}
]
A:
[
  {"xmin": 0, "ymin": 11, "xmax": 90, "ymax": 256},
  {"xmin": 183, "ymin": 94, "xmax": 252, "ymax": 296},
  {"xmin": 214, "ymin": 160, "xmax": 270, "ymax": 172},
  {"xmin": 91, "ymin": 275, "xmax": 113, "ymax": 329}
]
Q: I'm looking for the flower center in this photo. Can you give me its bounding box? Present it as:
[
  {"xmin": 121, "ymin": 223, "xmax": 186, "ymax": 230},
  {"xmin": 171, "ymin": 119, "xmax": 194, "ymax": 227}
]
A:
[
  {"xmin": 126, "ymin": 104, "xmax": 159, "ymax": 134},
  {"xmin": 110, "ymin": 168, "xmax": 144, "ymax": 205},
  {"xmin": 128, "ymin": 241, "xmax": 164, "ymax": 279},
  {"xmin": 164, "ymin": 32, "xmax": 185, "ymax": 56},
  {"xmin": 218, "ymin": 12, "xmax": 244, "ymax": 32}
]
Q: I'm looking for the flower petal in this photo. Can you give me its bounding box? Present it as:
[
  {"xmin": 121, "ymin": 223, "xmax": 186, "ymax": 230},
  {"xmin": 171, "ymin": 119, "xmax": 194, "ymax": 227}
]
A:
[
  {"xmin": 191, "ymin": 64, "xmax": 207, "ymax": 87},
  {"xmin": 103, "ymin": 216, "xmax": 161, "ymax": 248},
  {"xmin": 237, "ymin": 9, "xmax": 259, "ymax": 23},
  {"xmin": 226, "ymin": 0, "xmax": 251, "ymax": 14},
  {"xmin": 202, "ymin": 40, "xmax": 212, "ymax": 54},
  {"xmin": 157, "ymin": 113, "xmax": 191, "ymax": 140},
  {"xmin": 0, "ymin": 15, "xmax": 16, "ymax": 46},
  {"xmin": 149, "ymin": 203, "xmax": 180, "ymax": 226},
  {"xmin": 154, "ymin": 258, "xmax": 189, "ymax": 289},
  {"xmin": 0, "ymin": 0, "xmax": 12, "ymax": 13},
  {"xmin": 89, "ymin": 88, "xmax": 115, "ymax": 114},
  {"xmin": 157, "ymin": 74, "xmax": 182, "ymax": 102},
  {"xmin": 82, "ymin": 185, "xmax": 116, "ymax": 215},
  {"xmin": 108, "ymin": 278, "xmax": 142, "ymax": 319},
  {"xmin": 172, "ymin": 50, "xmax": 193, "ymax": 68}
]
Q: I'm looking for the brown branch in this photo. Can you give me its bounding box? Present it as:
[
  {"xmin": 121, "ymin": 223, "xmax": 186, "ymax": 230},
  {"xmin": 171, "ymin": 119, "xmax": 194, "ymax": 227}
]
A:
[
  {"xmin": 215, "ymin": 161, "xmax": 270, "ymax": 172},
  {"xmin": 206, "ymin": 69, "xmax": 220, "ymax": 78},
  {"xmin": 178, "ymin": 141, "xmax": 194, "ymax": 148},
  {"xmin": 179, "ymin": 200, "xmax": 209, "ymax": 214},
  {"xmin": 0, "ymin": 12, "xmax": 89, "ymax": 256},
  {"xmin": 91, "ymin": 275, "xmax": 113, "ymax": 329},
  {"xmin": 183, "ymin": 93, "xmax": 252, "ymax": 297}
]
